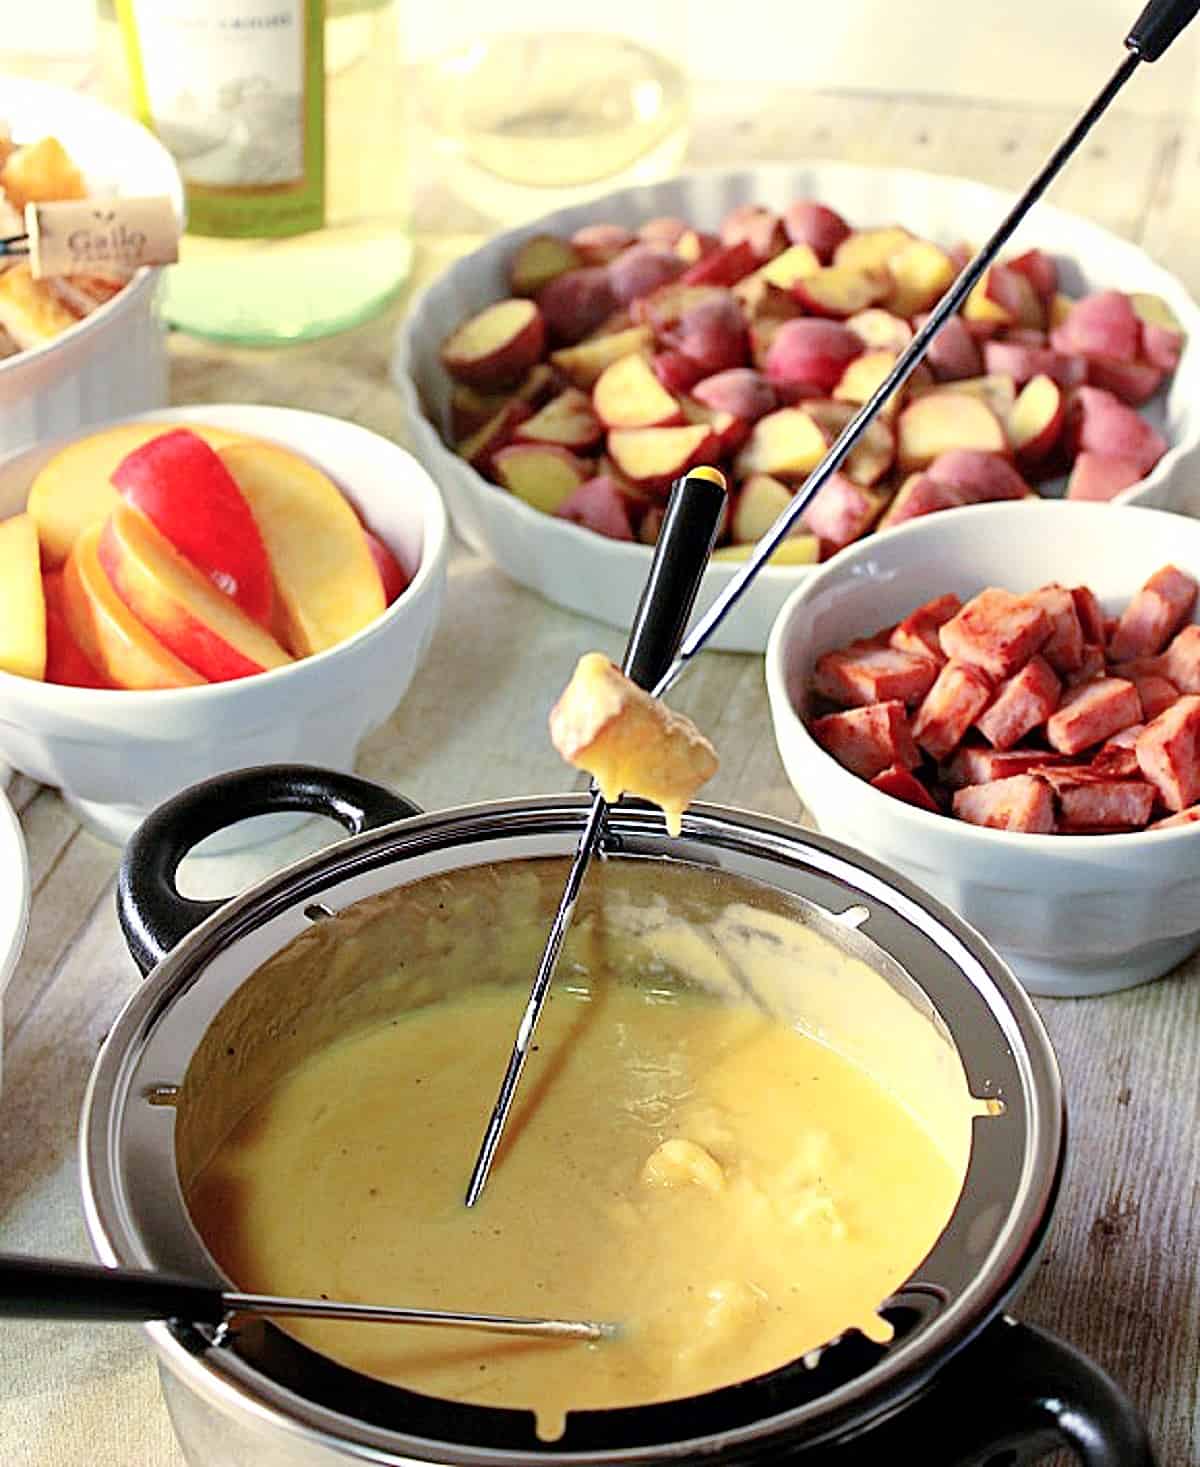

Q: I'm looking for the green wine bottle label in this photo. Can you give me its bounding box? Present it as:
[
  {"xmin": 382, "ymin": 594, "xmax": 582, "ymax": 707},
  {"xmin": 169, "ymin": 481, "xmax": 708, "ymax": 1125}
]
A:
[{"xmin": 115, "ymin": 0, "xmax": 325, "ymax": 239}]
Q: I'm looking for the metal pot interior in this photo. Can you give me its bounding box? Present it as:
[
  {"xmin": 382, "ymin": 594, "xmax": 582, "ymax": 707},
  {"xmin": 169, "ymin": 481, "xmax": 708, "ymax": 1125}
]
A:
[{"xmin": 82, "ymin": 799, "xmax": 1062, "ymax": 1462}]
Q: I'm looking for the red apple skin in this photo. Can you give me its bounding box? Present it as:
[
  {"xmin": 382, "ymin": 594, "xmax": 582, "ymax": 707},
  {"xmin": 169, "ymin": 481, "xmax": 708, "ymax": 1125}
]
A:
[
  {"xmin": 42, "ymin": 570, "xmax": 111, "ymax": 688},
  {"xmin": 364, "ymin": 529, "xmax": 409, "ymax": 605},
  {"xmin": 111, "ymin": 428, "xmax": 275, "ymax": 627},
  {"xmin": 98, "ymin": 504, "xmax": 293, "ymax": 683}
]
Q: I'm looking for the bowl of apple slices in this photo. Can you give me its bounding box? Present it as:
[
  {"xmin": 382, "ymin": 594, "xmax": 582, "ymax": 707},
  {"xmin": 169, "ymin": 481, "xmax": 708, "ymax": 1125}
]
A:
[
  {"xmin": 393, "ymin": 162, "xmax": 1200, "ymax": 652},
  {"xmin": 0, "ymin": 405, "xmax": 448, "ymax": 847}
]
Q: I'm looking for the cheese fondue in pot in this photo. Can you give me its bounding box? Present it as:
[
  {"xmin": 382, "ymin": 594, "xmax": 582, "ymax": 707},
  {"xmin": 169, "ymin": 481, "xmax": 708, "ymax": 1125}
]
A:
[{"xmin": 180, "ymin": 860, "xmax": 984, "ymax": 1441}]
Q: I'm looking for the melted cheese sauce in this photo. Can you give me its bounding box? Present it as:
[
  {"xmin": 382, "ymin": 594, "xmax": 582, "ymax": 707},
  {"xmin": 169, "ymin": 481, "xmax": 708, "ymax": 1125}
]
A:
[{"xmin": 188, "ymin": 975, "xmax": 967, "ymax": 1439}]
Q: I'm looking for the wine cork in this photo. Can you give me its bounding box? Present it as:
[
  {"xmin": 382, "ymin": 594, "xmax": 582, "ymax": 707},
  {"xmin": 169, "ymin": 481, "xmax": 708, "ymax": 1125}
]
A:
[{"xmin": 26, "ymin": 197, "xmax": 179, "ymax": 279}]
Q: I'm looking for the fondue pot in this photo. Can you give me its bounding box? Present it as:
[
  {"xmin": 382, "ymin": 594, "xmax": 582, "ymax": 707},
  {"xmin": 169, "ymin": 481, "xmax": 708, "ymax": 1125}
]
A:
[{"xmin": 83, "ymin": 764, "xmax": 1154, "ymax": 1467}]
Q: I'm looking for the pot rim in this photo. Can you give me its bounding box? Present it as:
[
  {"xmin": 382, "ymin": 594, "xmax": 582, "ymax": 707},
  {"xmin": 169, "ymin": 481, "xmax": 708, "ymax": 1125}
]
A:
[{"xmin": 81, "ymin": 793, "xmax": 1064, "ymax": 1463}]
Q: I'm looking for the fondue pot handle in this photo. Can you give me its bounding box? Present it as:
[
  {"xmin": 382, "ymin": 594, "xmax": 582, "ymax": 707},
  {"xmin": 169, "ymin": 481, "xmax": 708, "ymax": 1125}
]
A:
[
  {"xmin": 847, "ymin": 1315, "xmax": 1155, "ymax": 1466},
  {"xmin": 118, "ymin": 764, "xmax": 423, "ymax": 974}
]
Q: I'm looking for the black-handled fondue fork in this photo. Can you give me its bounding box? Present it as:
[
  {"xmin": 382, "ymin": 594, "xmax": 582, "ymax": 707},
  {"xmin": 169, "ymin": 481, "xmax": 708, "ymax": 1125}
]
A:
[
  {"xmin": 464, "ymin": 468, "xmax": 728, "ymax": 1206},
  {"xmin": 0, "ymin": 1254, "xmax": 613, "ymax": 1341},
  {"xmin": 464, "ymin": 0, "xmax": 1200, "ymax": 1207}
]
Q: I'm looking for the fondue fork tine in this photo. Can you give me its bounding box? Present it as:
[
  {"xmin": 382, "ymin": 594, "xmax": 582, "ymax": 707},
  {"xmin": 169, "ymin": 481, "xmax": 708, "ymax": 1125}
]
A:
[
  {"xmin": 464, "ymin": 468, "xmax": 728, "ymax": 1208},
  {"xmin": 0, "ymin": 1255, "xmax": 614, "ymax": 1341}
]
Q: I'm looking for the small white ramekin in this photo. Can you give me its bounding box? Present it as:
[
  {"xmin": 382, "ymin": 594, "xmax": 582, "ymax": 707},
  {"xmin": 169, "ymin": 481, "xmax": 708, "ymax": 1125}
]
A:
[
  {"xmin": 765, "ymin": 499, "xmax": 1200, "ymax": 998},
  {"xmin": 0, "ymin": 405, "xmax": 449, "ymax": 849},
  {"xmin": 0, "ymin": 78, "xmax": 185, "ymax": 457}
]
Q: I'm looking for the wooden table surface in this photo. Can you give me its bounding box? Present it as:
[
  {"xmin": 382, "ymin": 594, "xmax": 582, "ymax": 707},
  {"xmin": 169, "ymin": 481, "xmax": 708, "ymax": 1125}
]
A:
[{"xmin": 1, "ymin": 83, "xmax": 1199, "ymax": 1466}]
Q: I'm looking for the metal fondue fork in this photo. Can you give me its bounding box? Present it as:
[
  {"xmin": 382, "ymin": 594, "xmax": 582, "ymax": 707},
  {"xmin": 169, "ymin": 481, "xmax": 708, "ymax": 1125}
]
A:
[
  {"xmin": 0, "ymin": 1255, "xmax": 614, "ymax": 1341},
  {"xmin": 464, "ymin": 0, "xmax": 1200, "ymax": 1208}
]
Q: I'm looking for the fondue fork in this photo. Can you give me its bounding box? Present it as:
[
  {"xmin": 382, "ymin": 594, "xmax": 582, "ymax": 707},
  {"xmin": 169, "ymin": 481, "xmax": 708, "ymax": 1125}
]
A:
[
  {"xmin": 0, "ymin": 1255, "xmax": 615, "ymax": 1341},
  {"xmin": 465, "ymin": 468, "xmax": 728, "ymax": 1207},
  {"xmin": 464, "ymin": 0, "xmax": 1200, "ymax": 1208}
]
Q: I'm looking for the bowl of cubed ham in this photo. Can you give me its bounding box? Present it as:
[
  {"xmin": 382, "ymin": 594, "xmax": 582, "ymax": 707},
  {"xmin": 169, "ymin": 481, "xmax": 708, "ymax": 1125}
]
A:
[
  {"xmin": 765, "ymin": 498, "xmax": 1200, "ymax": 999},
  {"xmin": 394, "ymin": 162, "xmax": 1200, "ymax": 652}
]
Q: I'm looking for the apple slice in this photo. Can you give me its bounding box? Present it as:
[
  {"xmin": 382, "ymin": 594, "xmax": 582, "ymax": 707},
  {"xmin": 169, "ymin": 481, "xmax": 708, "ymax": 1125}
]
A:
[
  {"xmin": 606, "ymin": 424, "xmax": 718, "ymax": 490},
  {"xmin": 41, "ymin": 570, "xmax": 109, "ymax": 687},
  {"xmin": 883, "ymin": 238, "xmax": 955, "ymax": 318},
  {"xmin": 792, "ymin": 267, "xmax": 887, "ymax": 319},
  {"xmin": 1065, "ymin": 452, "xmax": 1146, "ymax": 502},
  {"xmin": 593, "ymin": 353, "xmax": 683, "ymax": 430},
  {"xmin": 897, "ymin": 392, "xmax": 1009, "ymax": 472},
  {"xmin": 712, "ymin": 537, "xmax": 818, "ymax": 565},
  {"xmin": 220, "ymin": 441, "xmax": 386, "ymax": 658},
  {"xmin": 0, "ymin": 514, "xmax": 46, "ymax": 680},
  {"xmin": 440, "ymin": 298, "xmax": 546, "ymax": 389},
  {"xmin": 1008, "ymin": 373, "xmax": 1064, "ymax": 469},
  {"xmin": 493, "ymin": 442, "xmax": 589, "ymax": 514},
  {"xmin": 550, "ymin": 325, "xmax": 654, "ymax": 389},
  {"xmin": 111, "ymin": 428, "xmax": 275, "ymax": 627},
  {"xmin": 731, "ymin": 473, "xmax": 792, "ymax": 542},
  {"xmin": 802, "ymin": 400, "xmax": 894, "ymax": 486},
  {"xmin": 846, "ymin": 309, "xmax": 913, "ymax": 352},
  {"xmin": 98, "ymin": 504, "xmax": 293, "ymax": 682},
  {"xmin": 514, "ymin": 388, "xmax": 604, "ymax": 451},
  {"xmin": 734, "ymin": 407, "xmax": 828, "ymax": 481},
  {"xmin": 62, "ymin": 525, "xmax": 204, "ymax": 689},
  {"xmin": 832, "ymin": 226, "xmax": 912, "ymax": 275},
  {"xmin": 363, "ymin": 530, "xmax": 409, "ymax": 605},
  {"xmin": 509, "ymin": 234, "xmax": 582, "ymax": 296},
  {"xmin": 27, "ymin": 422, "xmax": 246, "ymax": 570}
]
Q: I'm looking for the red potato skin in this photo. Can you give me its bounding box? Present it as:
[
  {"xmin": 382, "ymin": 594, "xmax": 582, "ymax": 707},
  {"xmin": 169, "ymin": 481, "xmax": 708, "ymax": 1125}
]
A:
[
  {"xmin": 1066, "ymin": 452, "xmax": 1146, "ymax": 502},
  {"xmin": 571, "ymin": 223, "xmax": 636, "ymax": 265},
  {"xmin": 810, "ymin": 700, "xmax": 919, "ymax": 779},
  {"xmin": 607, "ymin": 245, "xmax": 686, "ymax": 306},
  {"xmin": 764, "ymin": 319, "xmax": 863, "ymax": 398},
  {"xmin": 982, "ymin": 340, "xmax": 1085, "ymax": 388},
  {"xmin": 720, "ymin": 204, "xmax": 787, "ymax": 262},
  {"xmin": 927, "ymin": 449, "xmax": 1030, "ymax": 502},
  {"xmin": 666, "ymin": 297, "xmax": 749, "ymax": 374},
  {"xmin": 952, "ymin": 774, "xmax": 1056, "ymax": 833},
  {"xmin": 692, "ymin": 368, "xmax": 777, "ymax": 422},
  {"xmin": 440, "ymin": 301, "xmax": 547, "ymax": 388},
  {"xmin": 912, "ymin": 660, "xmax": 994, "ymax": 761},
  {"xmin": 1135, "ymin": 696, "xmax": 1200, "ymax": 811},
  {"xmin": 652, "ymin": 351, "xmax": 706, "ymax": 395},
  {"xmin": 782, "ymin": 201, "xmax": 852, "ymax": 263},
  {"xmin": 1008, "ymin": 249, "xmax": 1058, "ymax": 302},
  {"xmin": 537, "ymin": 268, "xmax": 618, "ymax": 345},
  {"xmin": 554, "ymin": 476, "xmax": 635, "ymax": 541},
  {"xmin": 800, "ymin": 473, "xmax": 886, "ymax": 555},
  {"xmin": 1055, "ymin": 290, "xmax": 1140, "ymax": 362},
  {"xmin": 1085, "ymin": 357, "xmax": 1165, "ymax": 406},
  {"xmin": 916, "ymin": 312, "xmax": 982, "ymax": 381},
  {"xmin": 1066, "ymin": 386, "xmax": 1167, "ymax": 476},
  {"xmin": 680, "ymin": 241, "xmax": 758, "ymax": 288}
]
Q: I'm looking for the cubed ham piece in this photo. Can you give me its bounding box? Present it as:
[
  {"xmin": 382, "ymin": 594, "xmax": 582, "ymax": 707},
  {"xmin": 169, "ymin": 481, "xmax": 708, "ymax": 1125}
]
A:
[
  {"xmin": 1162, "ymin": 624, "xmax": 1200, "ymax": 693},
  {"xmin": 1148, "ymin": 804, "xmax": 1200, "ymax": 830},
  {"xmin": 1107, "ymin": 565, "xmax": 1198, "ymax": 662},
  {"xmin": 1135, "ymin": 695, "xmax": 1200, "ymax": 811},
  {"xmin": 943, "ymin": 743, "xmax": 1073, "ymax": 789},
  {"xmin": 1066, "ymin": 644, "xmax": 1107, "ymax": 687},
  {"xmin": 952, "ymin": 774, "xmax": 1056, "ymax": 833},
  {"xmin": 811, "ymin": 700, "xmax": 919, "ymax": 779},
  {"xmin": 939, "ymin": 588, "xmax": 1052, "ymax": 681},
  {"xmin": 975, "ymin": 655, "xmax": 1061, "ymax": 751},
  {"xmin": 813, "ymin": 638, "xmax": 937, "ymax": 708},
  {"xmin": 889, "ymin": 593, "xmax": 962, "ymax": 665},
  {"xmin": 1045, "ymin": 677, "xmax": 1142, "ymax": 755},
  {"xmin": 1090, "ymin": 724, "xmax": 1145, "ymax": 777},
  {"xmin": 870, "ymin": 764, "xmax": 940, "ymax": 811},
  {"xmin": 1129, "ymin": 672, "xmax": 1179, "ymax": 721},
  {"xmin": 1020, "ymin": 585, "xmax": 1085, "ymax": 674},
  {"xmin": 1070, "ymin": 585, "xmax": 1107, "ymax": 646},
  {"xmin": 912, "ymin": 660, "xmax": 994, "ymax": 760},
  {"xmin": 1036, "ymin": 766, "xmax": 1156, "ymax": 830}
]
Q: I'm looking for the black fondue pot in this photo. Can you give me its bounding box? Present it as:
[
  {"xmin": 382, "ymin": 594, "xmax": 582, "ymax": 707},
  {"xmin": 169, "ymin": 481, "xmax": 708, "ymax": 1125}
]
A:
[{"xmin": 81, "ymin": 765, "xmax": 1154, "ymax": 1467}]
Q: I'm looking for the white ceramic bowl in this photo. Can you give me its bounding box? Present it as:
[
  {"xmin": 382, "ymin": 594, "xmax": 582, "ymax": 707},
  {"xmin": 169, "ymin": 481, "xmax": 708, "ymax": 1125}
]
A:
[
  {"xmin": 0, "ymin": 405, "xmax": 449, "ymax": 848},
  {"xmin": 393, "ymin": 162, "xmax": 1200, "ymax": 653},
  {"xmin": 0, "ymin": 785, "xmax": 30, "ymax": 1092},
  {"xmin": 765, "ymin": 499, "xmax": 1200, "ymax": 999},
  {"xmin": 0, "ymin": 78, "xmax": 185, "ymax": 457}
]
